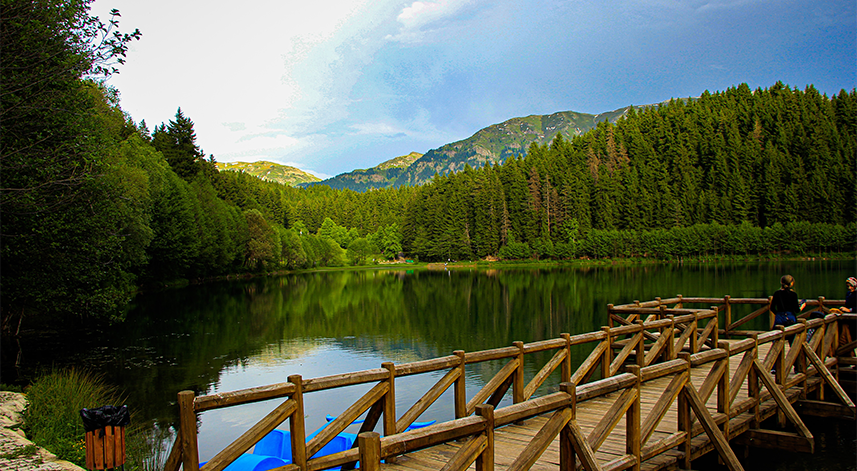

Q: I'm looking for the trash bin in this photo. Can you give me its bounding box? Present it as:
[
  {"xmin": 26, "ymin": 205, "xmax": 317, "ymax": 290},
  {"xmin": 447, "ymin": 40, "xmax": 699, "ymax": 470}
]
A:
[{"xmin": 80, "ymin": 405, "xmax": 130, "ymax": 470}]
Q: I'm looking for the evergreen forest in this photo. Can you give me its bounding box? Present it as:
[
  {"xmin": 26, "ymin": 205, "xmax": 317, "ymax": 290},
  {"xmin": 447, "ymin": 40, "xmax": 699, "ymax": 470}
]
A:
[{"xmin": 1, "ymin": 0, "xmax": 855, "ymax": 332}]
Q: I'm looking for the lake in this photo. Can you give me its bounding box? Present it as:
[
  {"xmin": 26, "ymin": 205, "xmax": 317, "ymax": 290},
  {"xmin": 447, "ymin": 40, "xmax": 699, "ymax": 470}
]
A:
[{"xmin": 2, "ymin": 259, "xmax": 855, "ymax": 469}]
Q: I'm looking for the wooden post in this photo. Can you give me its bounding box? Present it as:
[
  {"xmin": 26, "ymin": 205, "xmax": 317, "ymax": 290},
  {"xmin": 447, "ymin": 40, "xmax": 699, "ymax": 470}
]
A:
[
  {"xmin": 513, "ymin": 341, "xmax": 525, "ymax": 405},
  {"xmin": 287, "ymin": 375, "xmax": 307, "ymax": 470},
  {"xmin": 382, "ymin": 362, "xmax": 396, "ymax": 436},
  {"xmin": 626, "ymin": 365, "xmax": 641, "ymax": 471},
  {"xmin": 380, "ymin": 363, "xmax": 399, "ymax": 464},
  {"xmin": 677, "ymin": 356, "xmax": 692, "ymax": 470},
  {"xmin": 560, "ymin": 382, "xmax": 576, "ymax": 471},
  {"xmin": 454, "ymin": 350, "xmax": 467, "ymax": 419},
  {"xmin": 178, "ymin": 390, "xmax": 199, "ymax": 471},
  {"xmin": 817, "ymin": 296, "xmax": 825, "ymax": 313},
  {"xmin": 797, "ymin": 320, "xmax": 808, "ymax": 399},
  {"xmin": 767, "ymin": 296, "xmax": 774, "ymax": 330},
  {"xmin": 724, "ymin": 295, "xmax": 732, "ymax": 333},
  {"xmin": 635, "ymin": 320, "xmax": 645, "ymax": 369},
  {"xmin": 710, "ymin": 307, "xmax": 720, "ymax": 347},
  {"xmin": 775, "ymin": 327, "xmax": 786, "ymax": 387},
  {"xmin": 561, "ymin": 333, "xmax": 572, "ymax": 383},
  {"xmin": 601, "ymin": 327, "xmax": 612, "ymax": 379},
  {"xmin": 773, "ymin": 327, "xmax": 786, "ymax": 430},
  {"xmin": 608, "ymin": 304, "xmax": 615, "ymax": 328},
  {"xmin": 676, "ymin": 294, "xmax": 683, "ymax": 310},
  {"xmin": 689, "ymin": 315, "xmax": 699, "ymax": 353},
  {"xmin": 666, "ymin": 316, "xmax": 676, "ymax": 360},
  {"xmin": 475, "ymin": 404, "xmax": 494, "ymax": 471},
  {"xmin": 749, "ymin": 335, "xmax": 761, "ymax": 428},
  {"xmin": 718, "ymin": 344, "xmax": 731, "ymax": 438},
  {"xmin": 358, "ymin": 432, "xmax": 381, "ymax": 471},
  {"xmin": 817, "ymin": 325, "xmax": 828, "ymax": 401}
]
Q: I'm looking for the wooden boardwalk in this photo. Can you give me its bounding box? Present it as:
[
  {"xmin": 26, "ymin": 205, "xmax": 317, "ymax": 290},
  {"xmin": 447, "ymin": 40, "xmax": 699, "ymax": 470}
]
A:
[
  {"xmin": 167, "ymin": 295, "xmax": 857, "ymax": 471},
  {"xmin": 381, "ymin": 341, "xmax": 826, "ymax": 471}
]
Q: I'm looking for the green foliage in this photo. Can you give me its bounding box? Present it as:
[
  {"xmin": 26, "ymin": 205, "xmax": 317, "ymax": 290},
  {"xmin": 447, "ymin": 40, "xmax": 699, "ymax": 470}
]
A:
[
  {"xmin": 499, "ymin": 241, "xmax": 533, "ymax": 260},
  {"xmin": 244, "ymin": 209, "xmax": 278, "ymax": 270},
  {"xmin": 318, "ymin": 217, "xmax": 347, "ymax": 246},
  {"xmin": 0, "ymin": 0, "xmax": 142, "ymax": 331},
  {"xmin": 0, "ymin": 444, "xmax": 39, "ymax": 460},
  {"xmin": 23, "ymin": 368, "xmax": 122, "ymax": 467},
  {"xmin": 151, "ymin": 109, "xmax": 213, "ymax": 181},
  {"xmin": 367, "ymin": 224, "xmax": 403, "ymax": 260},
  {"xmin": 401, "ymin": 84, "xmax": 856, "ymax": 261},
  {"xmin": 346, "ymin": 238, "xmax": 374, "ymax": 265}
]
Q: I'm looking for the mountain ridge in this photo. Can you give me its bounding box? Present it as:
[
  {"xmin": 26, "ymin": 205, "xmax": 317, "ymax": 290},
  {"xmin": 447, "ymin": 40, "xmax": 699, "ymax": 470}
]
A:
[
  {"xmin": 215, "ymin": 161, "xmax": 320, "ymax": 186},
  {"xmin": 235, "ymin": 105, "xmax": 636, "ymax": 191},
  {"xmin": 302, "ymin": 152, "xmax": 423, "ymax": 191},
  {"xmin": 392, "ymin": 107, "xmax": 631, "ymax": 187}
]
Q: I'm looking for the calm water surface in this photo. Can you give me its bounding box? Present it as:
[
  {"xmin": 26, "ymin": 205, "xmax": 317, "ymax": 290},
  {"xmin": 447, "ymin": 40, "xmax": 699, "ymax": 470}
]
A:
[{"xmin": 3, "ymin": 260, "xmax": 855, "ymax": 468}]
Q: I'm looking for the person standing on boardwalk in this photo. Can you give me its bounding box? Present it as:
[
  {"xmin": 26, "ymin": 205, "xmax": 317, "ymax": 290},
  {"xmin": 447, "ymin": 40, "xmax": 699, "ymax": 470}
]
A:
[
  {"xmin": 837, "ymin": 277, "xmax": 856, "ymax": 348},
  {"xmin": 841, "ymin": 277, "xmax": 856, "ymax": 313},
  {"xmin": 771, "ymin": 274, "xmax": 804, "ymax": 330}
]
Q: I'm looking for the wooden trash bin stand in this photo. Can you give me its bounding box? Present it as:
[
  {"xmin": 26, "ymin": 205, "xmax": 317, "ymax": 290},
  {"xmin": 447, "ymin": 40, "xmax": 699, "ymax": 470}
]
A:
[
  {"xmin": 85, "ymin": 425, "xmax": 127, "ymax": 470},
  {"xmin": 80, "ymin": 405, "xmax": 130, "ymax": 470}
]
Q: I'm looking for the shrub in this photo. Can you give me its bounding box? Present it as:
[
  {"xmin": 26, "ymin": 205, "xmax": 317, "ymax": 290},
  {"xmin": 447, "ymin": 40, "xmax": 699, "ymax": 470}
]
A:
[{"xmin": 24, "ymin": 368, "xmax": 122, "ymax": 467}]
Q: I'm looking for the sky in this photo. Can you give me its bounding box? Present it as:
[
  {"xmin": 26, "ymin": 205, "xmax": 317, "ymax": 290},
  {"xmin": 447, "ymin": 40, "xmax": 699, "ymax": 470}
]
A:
[{"xmin": 91, "ymin": 0, "xmax": 856, "ymax": 179}]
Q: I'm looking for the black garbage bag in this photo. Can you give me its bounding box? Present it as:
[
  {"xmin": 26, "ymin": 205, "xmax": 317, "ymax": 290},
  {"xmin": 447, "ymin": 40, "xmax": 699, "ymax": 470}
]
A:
[{"xmin": 80, "ymin": 405, "xmax": 130, "ymax": 432}]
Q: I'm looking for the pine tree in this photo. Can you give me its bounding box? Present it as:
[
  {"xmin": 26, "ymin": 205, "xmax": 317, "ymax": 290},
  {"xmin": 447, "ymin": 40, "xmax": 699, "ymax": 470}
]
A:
[{"xmin": 152, "ymin": 108, "xmax": 205, "ymax": 181}]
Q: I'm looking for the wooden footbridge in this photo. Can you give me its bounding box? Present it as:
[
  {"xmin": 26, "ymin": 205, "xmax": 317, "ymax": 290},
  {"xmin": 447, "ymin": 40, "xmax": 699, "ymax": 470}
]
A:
[{"xmin": 166, "ymin": 296, "xmax": 857, "ymax": 471}]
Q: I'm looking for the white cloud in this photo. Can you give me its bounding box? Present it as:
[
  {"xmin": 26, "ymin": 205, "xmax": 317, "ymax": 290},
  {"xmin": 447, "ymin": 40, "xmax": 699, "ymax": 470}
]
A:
[
  {"xmin": 387, "ymin": 0, "xmax": 474, "ymax": 42},
  {"xmin": 350, "ymin": 122, "xmax": 405, "ymax": 136}
]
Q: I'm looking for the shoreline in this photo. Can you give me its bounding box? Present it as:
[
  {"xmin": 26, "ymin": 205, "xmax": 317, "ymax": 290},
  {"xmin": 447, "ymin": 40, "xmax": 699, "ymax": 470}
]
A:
[
  {"xmin": 143, "ymin": 253, "xmax": 856, "ymax": 290},
  {"xmin": 0, "ymin": 392, "xmax": 83, "ymax": 471}
]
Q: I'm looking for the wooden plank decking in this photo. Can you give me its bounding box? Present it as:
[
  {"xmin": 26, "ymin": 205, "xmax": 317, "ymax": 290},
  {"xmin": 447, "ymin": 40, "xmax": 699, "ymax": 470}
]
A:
[{"xmin": 380, "ymin": 341, "xmax": 825, "ymax": 471}]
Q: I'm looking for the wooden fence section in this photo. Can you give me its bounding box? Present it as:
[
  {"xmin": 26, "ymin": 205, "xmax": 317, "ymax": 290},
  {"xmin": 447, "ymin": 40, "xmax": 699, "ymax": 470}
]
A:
[{"xmin": 165, "ymin": 296, "xmax": 857, "ymax": 471}]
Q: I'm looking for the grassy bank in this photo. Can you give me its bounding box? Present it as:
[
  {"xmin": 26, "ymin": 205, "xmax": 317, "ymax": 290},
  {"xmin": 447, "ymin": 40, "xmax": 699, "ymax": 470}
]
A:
[{"xmin": 15, "ymin": 368, "xmax": 162, "ymax": 471}]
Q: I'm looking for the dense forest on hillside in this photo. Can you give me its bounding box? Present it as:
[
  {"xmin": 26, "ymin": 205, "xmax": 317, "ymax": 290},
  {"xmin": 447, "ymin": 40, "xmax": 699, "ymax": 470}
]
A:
[
  {"xmin": 1, "ymin": 0, "xmax": 854, "ymax": 331},
  {"xmin": 402, "ymin": 84, "xmax": 857, "ymax": 261}
]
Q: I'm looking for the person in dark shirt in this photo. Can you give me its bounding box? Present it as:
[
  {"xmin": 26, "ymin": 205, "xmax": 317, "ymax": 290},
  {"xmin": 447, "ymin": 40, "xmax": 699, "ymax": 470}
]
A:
[
  {"xmin": 843, "ymin": 277, "xmax": 856, "ymax": 313},
  {"xmin": 771, "ymin": 274, "xmax": 803, "ymax": 329},
  {"xmin": 838, "ymin": 277, "xmax": 856, "ymax": 348},
  {"xmin": 770, "ymin": 274, "xmax": 805, "ymax": 374}
]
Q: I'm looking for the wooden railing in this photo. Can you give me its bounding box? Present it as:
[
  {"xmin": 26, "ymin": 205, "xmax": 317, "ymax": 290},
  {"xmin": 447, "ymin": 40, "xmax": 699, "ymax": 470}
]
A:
[
  {"xmin": 165, "ymin": 296, "xmax": 855, "ymax": 471},
  {"xmin": 609, "ymin": 294, "xmax": 849, "ymax": 336}
]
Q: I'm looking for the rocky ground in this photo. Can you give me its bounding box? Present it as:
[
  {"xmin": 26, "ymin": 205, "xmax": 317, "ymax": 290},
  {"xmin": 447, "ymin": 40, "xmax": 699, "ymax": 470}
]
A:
[{"xmin": 0, "ymin": 392, "xmax": 84, "ymax": 471}]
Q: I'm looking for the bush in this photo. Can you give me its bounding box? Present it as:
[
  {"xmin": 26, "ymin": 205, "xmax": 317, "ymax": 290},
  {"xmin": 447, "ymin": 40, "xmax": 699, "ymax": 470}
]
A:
[
  {"xmin": 24, "ymin": 368, "xmax": 122, "ymax": 467},
  {"xmin": 499, "ymin": 241, "xmax": 532, "ymax": 260}
]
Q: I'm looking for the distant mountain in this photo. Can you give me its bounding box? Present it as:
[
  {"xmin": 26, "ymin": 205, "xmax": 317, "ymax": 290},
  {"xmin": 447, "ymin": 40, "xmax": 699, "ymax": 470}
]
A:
[
  {"xmin": 231, "ymin": 107, "xmax": 634, "ymax": 191},
  {"xmin": 216, "ymin": 161, "xmax": 320, "ymax": 186},
  {"xmin": 304, "ymin": 107, "xmax": 632, "ymax": 192},
  {"xmin": 301, "ymin": 152, "xmax": 423, "ymax": 191},
  {"xmin": 392, "ymin": 108, "xmax": 631, "ymax": 187}
]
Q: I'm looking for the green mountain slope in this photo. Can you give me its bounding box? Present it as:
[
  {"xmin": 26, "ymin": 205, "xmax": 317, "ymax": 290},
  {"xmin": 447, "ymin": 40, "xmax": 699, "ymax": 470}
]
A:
[
  {"xmin": 393, "ymin": 108, "xmax": 630, "ymax": 187},
  {"xmin": 228, "ymin": 106, "xmax": 633, "ymax": 192},
  {"xmin": 302, "ymin": 152, "xmax": 423, "ymax": 191},
  {"xmin": 216, "ymin": 161, "xmax": 320, "ymax": 186}
]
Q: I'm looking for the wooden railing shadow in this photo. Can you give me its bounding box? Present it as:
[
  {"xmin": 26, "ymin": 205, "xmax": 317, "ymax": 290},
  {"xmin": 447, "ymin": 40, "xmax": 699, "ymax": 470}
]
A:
[{"xmin": 165, "ymin": 295, "xmax": 856, "ymax": 471}]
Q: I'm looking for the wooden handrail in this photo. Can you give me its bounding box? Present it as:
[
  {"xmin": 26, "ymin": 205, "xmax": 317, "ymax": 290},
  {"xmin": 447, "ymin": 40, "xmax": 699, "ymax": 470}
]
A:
[
  {"xmin": 194, "ymin": 382, "xmax": 296, "ymax": 412},
  {"xmin": 303, "ymin": 368, "xmax": 389, "ymax": 393},
  {"xmin": 169, "ymin": 294, "xmax": 853, "ymax": 471},
  {"xmin": 396, "ymin": 354, "xmax": 460, "ymax": 376}
]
